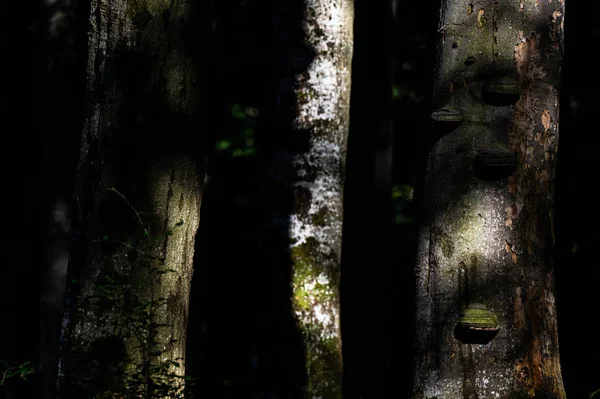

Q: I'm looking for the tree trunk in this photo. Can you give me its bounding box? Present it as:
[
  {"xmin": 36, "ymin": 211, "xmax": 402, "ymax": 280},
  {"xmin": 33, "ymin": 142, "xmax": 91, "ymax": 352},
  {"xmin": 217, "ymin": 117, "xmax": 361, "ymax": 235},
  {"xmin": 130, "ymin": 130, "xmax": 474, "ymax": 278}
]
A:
[
  {"xmin": 412, "ymin": 1, "xmax": 565, "ymax": 398},
  {"xmin": 266, "ymin": 1, "xmax": 354, "ymax": 397},
  {"xmin": 58, "ymin": 0, "xmax": 205, "ymax": 397},
  {"xmin": 341, "ymin": 0, "xmax": 395, "ymax": 396},
  {"xmin": 37, "ymin": 0, "xmax": 88, "ymax": 397}
]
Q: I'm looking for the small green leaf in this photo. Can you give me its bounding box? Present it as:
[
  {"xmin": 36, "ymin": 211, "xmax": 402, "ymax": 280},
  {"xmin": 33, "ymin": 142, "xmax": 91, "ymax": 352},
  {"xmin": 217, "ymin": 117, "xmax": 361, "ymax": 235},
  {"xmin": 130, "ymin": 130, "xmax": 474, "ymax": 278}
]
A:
[
  {"xmin": 232, "ymin": 147, "xmax": 256, "ymax": 158},
  {"xmin": 232, "ymin": 148, "xmax": 243, "ymax": 157},
  {"xmin": 215, "ymin": 140, "xmax": 231, "ymax": 151},
  {"xmin": 231, "ymin": 103, "xmax": 247, "ymax": 119}
]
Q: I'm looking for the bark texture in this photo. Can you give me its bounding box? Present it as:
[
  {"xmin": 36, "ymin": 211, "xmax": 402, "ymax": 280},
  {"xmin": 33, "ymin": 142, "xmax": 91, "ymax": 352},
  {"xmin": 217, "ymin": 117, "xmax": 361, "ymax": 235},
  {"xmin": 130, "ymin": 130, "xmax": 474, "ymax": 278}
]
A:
[
  {"xmin": 413, "ymin": 1, "xmax": 565, "ymax": 398},
  {"xmin": 58, "ymin": 0, "xmax": 204, "ymax": 397},
  {"xmin": 269, "ymin": 0, "xmax": 354, "ymax": 397}
]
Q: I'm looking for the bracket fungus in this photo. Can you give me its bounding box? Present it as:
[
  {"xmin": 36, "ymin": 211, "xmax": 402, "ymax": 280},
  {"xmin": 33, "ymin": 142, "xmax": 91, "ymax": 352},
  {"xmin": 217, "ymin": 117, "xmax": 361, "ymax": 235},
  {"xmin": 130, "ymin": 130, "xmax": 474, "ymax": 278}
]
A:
[
  {"xmin": 473, "ymin": 142, "xmax": 518, "ymax": 180},
  {"xmin": 454, "ymin": 303, "xmax": 499, "ymax": 344},
  {"xmin": 483, "ymin": 75, "xmax": 521, "ymax": 106},
  {"xmin": 431, "ymin": 104, "xmax": 463, "ymax": 136}
]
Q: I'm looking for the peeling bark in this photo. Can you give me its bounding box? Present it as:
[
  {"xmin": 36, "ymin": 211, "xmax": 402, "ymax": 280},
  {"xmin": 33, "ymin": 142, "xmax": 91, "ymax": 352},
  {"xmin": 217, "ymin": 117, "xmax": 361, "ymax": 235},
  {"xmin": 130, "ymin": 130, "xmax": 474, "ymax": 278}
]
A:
[
  {"xmin": 413, "ymin": 1, "xmax": 565, "ymax": 398},
  {"xmin": 58, "ymin": 0, "xmax": 205, "ymax": 397},
  {"xmin": 269, "ymin": 1, "xmax": 354, "ymax": 397}
]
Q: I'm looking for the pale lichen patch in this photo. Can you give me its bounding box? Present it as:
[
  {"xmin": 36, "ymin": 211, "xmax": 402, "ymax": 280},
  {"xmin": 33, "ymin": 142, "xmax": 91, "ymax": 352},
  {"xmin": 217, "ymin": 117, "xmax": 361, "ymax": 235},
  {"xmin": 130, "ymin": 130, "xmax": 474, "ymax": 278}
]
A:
[
  {"xmin": 274, "ymin": 1, "xmax": 351, "ymax": 397},
  {"xmin": 289, "ymin": 138, "xmax": 344, "ymax": 253},
  {"xmin": 296, "ymin": 58, "xmax": 342, "ymax": 125},
  {"xmin": 293, "ymin": 271, "xmax": 340, "ymax": 340}
]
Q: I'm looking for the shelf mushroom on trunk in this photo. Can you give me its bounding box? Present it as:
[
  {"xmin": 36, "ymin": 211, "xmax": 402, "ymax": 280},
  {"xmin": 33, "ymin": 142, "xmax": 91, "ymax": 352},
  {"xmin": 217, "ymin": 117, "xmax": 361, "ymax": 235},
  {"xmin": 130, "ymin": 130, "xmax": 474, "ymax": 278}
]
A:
[
  {"xmin": 473, "ymin": 142, "xmax": 518, "ymax": 180},
  {"xmin": 454, "ymin": 302, "xmax": 500, "ymax": 345}
]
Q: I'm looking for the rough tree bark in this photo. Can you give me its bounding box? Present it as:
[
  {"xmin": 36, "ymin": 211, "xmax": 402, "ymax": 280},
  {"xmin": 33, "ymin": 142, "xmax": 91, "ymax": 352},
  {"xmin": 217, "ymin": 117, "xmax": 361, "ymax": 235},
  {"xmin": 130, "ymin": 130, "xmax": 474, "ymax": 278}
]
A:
[
  {"xmin": 412, "ymin": 1, "xmax": 565, "ymax": 398},
  {"xmin": 58, "ymin": 0, "xmax": 205, "ymax": 397},
  {"xmin": 268, "ymin": 0, "xmax": 354, "ymax": 397}
]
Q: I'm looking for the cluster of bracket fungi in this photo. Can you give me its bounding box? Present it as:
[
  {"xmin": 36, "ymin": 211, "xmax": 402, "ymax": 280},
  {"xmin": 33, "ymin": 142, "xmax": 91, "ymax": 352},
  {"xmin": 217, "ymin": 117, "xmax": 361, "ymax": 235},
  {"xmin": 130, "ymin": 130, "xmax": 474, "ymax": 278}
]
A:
[
  {"xmin": 431, "ymin": 74, "xmax": 520, "ymax": 181},
  {"xmin": 431, "ymin": 74, "xmax": 522, "ymax": 344}
]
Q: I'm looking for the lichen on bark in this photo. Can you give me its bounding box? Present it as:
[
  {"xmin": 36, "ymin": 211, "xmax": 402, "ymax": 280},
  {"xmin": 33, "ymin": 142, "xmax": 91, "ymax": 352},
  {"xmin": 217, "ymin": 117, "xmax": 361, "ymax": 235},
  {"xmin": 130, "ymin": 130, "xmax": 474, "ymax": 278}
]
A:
[
  {"xmin": 413, "ymin": 0, "xmax": 565, "ymax": 398},
  {"xmin": 270, "ymin": 0, "xmax": 354, "ymax": 397},
  {"xmin": 59, "ymin": 0, "xmax": 204, "ymax": 397}
]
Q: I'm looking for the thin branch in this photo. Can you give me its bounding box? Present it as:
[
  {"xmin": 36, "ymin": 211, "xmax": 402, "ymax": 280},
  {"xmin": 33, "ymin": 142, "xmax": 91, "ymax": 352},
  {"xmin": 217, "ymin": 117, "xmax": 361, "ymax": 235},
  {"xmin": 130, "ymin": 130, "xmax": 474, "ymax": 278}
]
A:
[{"xmin": 108, "ymin": 187, "xmax": 150, "ymax": 239}]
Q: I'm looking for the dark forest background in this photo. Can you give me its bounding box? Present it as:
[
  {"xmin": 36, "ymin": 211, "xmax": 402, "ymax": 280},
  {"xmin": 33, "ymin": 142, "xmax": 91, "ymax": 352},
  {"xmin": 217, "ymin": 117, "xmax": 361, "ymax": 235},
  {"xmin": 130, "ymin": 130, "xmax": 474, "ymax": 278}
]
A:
[{"xmin": 4, "ymin": 0, "xmax": 599, "ymax": 398}]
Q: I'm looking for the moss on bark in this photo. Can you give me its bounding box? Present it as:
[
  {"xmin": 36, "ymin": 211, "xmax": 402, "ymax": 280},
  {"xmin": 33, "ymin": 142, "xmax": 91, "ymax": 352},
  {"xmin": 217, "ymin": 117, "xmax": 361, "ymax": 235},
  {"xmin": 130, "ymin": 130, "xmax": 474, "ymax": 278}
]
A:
[
  {"xmin": 59, "ymin": 0, "xmax": 203, "ymax": 397},
  {"xmin": 269, "ymin": 1, "xmax": 354, "ymax": 397},
  {"xmin": 413, "ymin": 0, "xmax": 565, "ymax": 398}
]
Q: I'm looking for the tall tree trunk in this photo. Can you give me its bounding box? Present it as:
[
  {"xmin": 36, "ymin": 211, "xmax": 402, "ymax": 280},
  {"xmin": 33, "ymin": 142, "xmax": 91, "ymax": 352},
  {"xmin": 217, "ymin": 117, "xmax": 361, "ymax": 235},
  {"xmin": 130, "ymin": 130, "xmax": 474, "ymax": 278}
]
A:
[
  {"xmin": 38, "ymin": 0, "xmax": 88, "ymax": 397},
  {"xmin": 266, "ymin": 1, "xmax": 354, "ymax": 397},
  {"xmin": 341, "ymin": 0, "xmax": 395, "ymax": 397},
  {"xmin": 58, "ymin": 0, "xmax": 206, "ymax": 397},
  {"xmin": 412, "ymin": 1, "xmax": 565, "ymax": 398}
]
